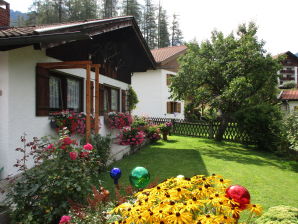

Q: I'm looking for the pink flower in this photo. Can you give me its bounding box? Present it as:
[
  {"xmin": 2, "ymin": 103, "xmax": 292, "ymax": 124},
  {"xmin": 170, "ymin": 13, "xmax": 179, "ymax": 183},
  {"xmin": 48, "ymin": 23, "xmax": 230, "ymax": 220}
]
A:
[
  {"xmin": 69, "ymin": 151, "xmax": 78, "ymax": 160},
  {"xmin": 83, "ymin": 143, "xmax": 93, "ymax": 151},
  {"xmin": 59, "ymin": 215, "xmax": 71, "ymax": 223},
  {"xmin": 47, "ymin": 144, "xmax": 54, "ymax": 150},
  {"xmin": 63, "ymin": 137, "xmax": 72, "ymax": 145}
]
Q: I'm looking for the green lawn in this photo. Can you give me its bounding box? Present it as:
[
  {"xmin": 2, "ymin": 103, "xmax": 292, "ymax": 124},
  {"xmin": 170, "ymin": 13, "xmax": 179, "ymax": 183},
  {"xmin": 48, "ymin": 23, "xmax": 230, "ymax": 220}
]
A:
[{"xmin": 100, "ymin": 136, "xmax": 298, "ymax": 219}]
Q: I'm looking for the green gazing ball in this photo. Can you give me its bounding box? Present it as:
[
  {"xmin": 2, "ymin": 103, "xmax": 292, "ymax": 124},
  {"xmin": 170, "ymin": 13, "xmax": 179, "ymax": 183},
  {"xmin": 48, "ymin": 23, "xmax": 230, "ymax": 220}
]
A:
[{"xmin": 129, "ymin": 166, "xmax": 150, "ymax": 189}]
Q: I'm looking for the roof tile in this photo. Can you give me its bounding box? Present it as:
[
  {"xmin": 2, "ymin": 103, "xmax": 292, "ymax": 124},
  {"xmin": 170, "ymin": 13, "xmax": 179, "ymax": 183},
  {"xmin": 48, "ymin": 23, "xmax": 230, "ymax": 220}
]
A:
[
  {"xmin": 280, "ymin": 90, "xmax": 298, "ymax": 100},
  {"xmin": 151, "ymin": 45, "xmax": 187, "ymax": 63}
]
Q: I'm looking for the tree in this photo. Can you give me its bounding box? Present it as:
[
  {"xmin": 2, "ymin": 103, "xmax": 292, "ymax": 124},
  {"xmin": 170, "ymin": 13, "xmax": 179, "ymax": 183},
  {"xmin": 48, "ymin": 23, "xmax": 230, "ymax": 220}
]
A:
[
  {"xmin": 27, "ymin": 0, "xmax": 67, "ymax": 24},
  {"xmin": 170, "ymin": 23, "xmax": 282, "ymax": 141},
  {"xmin": 67, "ymin": 0, "xmax": 98, "ymax": 21},
  {"xmin": 157, "ymin": 5, "xmax": 170, "ymax": 48},
  {"xmin": 121, "ymin": 0, "xmax": 142, "ymax": 24},
  {"xmin": 103, "ymin": 0, "xmax": 118, "ymax": 18},
  {"xmin": 127, "ymin": 86, "xmax": 139, "ymax": 112},
  {"xmin": 171, "ymin": 14, "xmax": 183, "ymax": 46},
  {"xmin": 142, "ymin": 0, "xmax": 157, "ymax": 49}
]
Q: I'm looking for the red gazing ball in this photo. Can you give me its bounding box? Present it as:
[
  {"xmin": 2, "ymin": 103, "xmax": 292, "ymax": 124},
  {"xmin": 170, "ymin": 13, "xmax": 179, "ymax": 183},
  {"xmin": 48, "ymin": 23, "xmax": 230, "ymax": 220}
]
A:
[{"xmin": 226, "ymin": 185, "xmax": 250, "ymax": 210}]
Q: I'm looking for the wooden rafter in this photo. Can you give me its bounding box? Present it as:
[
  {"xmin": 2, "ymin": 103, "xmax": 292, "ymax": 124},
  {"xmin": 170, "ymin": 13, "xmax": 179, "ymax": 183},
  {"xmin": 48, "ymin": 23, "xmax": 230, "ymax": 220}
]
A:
[{"xmin": 37, "ymin": 60, "xmax": 101, "ymax": 143}]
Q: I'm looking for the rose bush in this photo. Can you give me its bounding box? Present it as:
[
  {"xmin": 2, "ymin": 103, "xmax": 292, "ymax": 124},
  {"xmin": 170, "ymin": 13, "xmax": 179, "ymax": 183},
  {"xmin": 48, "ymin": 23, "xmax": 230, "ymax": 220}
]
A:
[{"xmin": 7, "ymin": 129, "xmax": 101, "ymax": 224}]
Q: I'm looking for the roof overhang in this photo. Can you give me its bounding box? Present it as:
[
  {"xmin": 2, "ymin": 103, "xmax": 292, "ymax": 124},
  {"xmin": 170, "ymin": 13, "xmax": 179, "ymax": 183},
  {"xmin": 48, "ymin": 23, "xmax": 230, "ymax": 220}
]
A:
[{"xmin": 0, "ymin": 16, "xmax": 156, "ymax": 69}]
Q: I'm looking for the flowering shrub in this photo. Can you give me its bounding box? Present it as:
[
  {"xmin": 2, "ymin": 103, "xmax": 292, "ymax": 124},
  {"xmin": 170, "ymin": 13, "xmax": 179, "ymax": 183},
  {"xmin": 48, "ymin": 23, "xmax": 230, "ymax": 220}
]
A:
[
  {"xmin": 7, "ymin": 129, "xmax": 101, "ymax": 224},
  {"xmin": 159, "ymin": 121, "xmax": 173, "ymax": 133},
  {"xmin": 145, "ymin": 125, "xmax": 161, "ymax": 142},
  {"xmin": 118, "ymin": 127, "xmax": 145, "ymax": 146},
  {"xmin": 110, "ymin": 174, "xmax": 262, "ymax": 224},
  {"xmin": 131, "ymin": 116, "xmax": 149, "ymax": 131},
  {"xmin": 107, "ymin": 112, "xmax": 132, "ymax": 129},
  {"xmin": 49, "ymin": 110, "xmax": 95, "ymax": 135},
  {"xmin": 64, "ymin": 186, "xmax": 116, "ymax": 224}
]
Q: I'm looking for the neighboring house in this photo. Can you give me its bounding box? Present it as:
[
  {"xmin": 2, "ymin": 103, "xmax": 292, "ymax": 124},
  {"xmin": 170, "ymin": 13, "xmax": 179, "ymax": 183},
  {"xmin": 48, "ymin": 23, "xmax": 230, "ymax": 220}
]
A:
[
  {"xmin": 0, "ymin": 1, "xmax": 155, "ymax": 177},
  {"xmin": 274, "ymin": 51, "xmax": 298, "ymax": 86},
  {"xmin": 132, "ymin": 45, "xmax": 187, "ymax": 119},
  {"xmin": 279, "ymin": 90, "xmax": 298, "ymax": 113}
]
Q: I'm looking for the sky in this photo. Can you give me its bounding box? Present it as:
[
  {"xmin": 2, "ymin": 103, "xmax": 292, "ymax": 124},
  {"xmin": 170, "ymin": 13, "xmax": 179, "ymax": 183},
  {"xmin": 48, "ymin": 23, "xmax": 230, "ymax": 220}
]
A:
[{"xmin": 6, "ymin": 0, "xmax": 298, "ymax": 55}]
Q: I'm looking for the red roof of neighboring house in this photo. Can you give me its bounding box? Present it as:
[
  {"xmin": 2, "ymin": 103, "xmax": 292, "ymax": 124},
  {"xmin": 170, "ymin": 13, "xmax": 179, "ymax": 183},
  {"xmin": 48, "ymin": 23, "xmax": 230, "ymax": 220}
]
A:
[
  {"xmin": 151, "ymin": 45, "xmax": 187, "ymax": 63},
  {"xmin": 279, "ymin": 90, "xmax": 298, "ymax": 100}
]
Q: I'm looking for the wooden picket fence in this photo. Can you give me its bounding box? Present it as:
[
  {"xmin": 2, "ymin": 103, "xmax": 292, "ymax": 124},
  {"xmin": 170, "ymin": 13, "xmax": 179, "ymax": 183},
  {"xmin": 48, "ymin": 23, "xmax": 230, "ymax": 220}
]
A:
[{"xmin": 147, "ymin": 117, "xmax": 254, "ymax": 144}]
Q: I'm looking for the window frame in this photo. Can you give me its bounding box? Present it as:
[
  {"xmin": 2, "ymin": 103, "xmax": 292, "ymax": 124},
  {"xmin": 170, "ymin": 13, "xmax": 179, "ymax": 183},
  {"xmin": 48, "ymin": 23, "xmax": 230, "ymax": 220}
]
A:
[
  {"xmin": 36, "ymin": 68, "xmax": 84, "ymax": 116},
  {"xmin": 99, "ymin": 84, "xmax": 120, "ymax": 114},
  {"xmin": 49, "ymin": 71, "xmax": 84, "ymax": 113}
]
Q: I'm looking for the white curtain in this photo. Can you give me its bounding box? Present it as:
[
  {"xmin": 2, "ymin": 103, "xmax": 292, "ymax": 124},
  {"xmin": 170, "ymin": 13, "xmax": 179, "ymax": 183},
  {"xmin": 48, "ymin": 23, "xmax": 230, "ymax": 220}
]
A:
[
  {"xmin": 67, "ymin": 79, "xmax": 80, "ymax": 111},
  {"xmin": 111, "ymin": 89, "xmax": 118, "ymax": 111},
  {"xmin": 49, "ymin": 76, "xmax": 60, "ymax": 109}
]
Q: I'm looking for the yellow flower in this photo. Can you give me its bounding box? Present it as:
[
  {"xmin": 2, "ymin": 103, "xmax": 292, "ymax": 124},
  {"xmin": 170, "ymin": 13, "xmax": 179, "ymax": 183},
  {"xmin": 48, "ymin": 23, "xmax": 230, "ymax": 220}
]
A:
[
  {"xmin": 165, "ymin": 208, "xmax": 193, "ymax": 224},
  {"xmin": 247, "ymin": 204, "xmax": 263, "ymax": 216}
]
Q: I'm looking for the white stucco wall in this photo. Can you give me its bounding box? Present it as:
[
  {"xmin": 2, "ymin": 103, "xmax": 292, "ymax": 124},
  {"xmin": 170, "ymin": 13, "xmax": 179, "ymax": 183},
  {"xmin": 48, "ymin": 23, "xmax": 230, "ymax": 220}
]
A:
[
  {"xmin": 0, "ymin": 51, "xmax": 9, "ymax": 179},
  {"xmin": 288, "ymin": 101, "xmax": 298, "ymax": 112},
  {"xmin": 0, "ymin": 46, "xmax": 129, "ymax": 177},
  {"xmin": 132, "ymin": 69, "xmax": 184, "ymax": 119}
]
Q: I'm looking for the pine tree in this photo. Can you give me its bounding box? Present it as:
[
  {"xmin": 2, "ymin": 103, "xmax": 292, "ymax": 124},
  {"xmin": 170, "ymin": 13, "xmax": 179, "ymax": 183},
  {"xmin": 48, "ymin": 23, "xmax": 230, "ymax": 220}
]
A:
[
  {"xmin": 121, "ymin": 0, "xmax": 141, "ymax": 24},
  {"xmin": 157, "ymin": 5, "xmax": 170, "ymax": 48},
  {"xmin": 142, "ymin": 0, "xmax": 157, "ymax": 49},
  {"xmin": 103, "ymin": 0, "xmax": 118, "ymax": 18},
  {"xmin": 171, "ymin": 13, "xmax": 183, "ymax": 46},
  {"xmin": 67, "ymin": 0, "xmax": 98, "ymax": 21}
]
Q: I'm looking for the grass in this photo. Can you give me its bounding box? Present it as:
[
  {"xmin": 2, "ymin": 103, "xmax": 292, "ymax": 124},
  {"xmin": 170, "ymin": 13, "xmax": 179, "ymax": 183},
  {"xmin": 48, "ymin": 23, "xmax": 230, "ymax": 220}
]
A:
[{"xmin": 99, "ymin": 136, "xmax": 298, "ymax": 219}]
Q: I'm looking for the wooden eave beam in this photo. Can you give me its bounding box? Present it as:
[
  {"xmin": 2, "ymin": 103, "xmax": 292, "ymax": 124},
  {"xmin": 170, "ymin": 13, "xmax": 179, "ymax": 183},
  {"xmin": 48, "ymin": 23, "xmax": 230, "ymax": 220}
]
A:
[{"xmin": 37, "ymin": 61, "xmax": 92, "ymax": 69}]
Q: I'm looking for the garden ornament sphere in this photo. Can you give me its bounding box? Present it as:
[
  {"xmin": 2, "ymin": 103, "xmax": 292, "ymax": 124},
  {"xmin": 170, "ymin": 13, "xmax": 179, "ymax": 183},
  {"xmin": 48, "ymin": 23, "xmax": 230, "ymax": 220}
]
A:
[
  {"xmin": 129, "ymin": 166, "xmax": 150, "ymax": 189},
  {"xmin": 110, "ymin": 167, "xmax": 122, "ymax": 185},
  {"xmin": 226, "ymin": 185, "xmax": 250, "ymax": 210}
]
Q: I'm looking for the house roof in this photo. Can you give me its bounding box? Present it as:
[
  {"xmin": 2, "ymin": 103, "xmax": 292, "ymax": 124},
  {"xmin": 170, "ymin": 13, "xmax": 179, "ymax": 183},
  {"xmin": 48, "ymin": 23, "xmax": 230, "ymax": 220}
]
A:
[
  {"xmin": 0, "ymin": 16, "xmax": 133, "ymax": 38},
  {"xmin": 279, "ymin": 90, "xmax": 298, "ymax": 100},
  {"xmin": 273, "ymin": 51, "xmax": 298, "ymax": 59},
  {"xmin": 151, "ymin": 45, "xmax": 187, "ymax": 63}
]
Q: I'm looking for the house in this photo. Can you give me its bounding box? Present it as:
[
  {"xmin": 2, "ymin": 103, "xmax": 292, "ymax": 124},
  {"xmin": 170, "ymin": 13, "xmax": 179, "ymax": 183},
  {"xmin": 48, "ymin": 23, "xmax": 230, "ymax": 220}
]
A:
[
  {"xmin": 274, "ymin": 51, "xmax": 298, "ymax": 87},
  {"xmin": 278, "ymin": 90, "xmax": 298, "ymax": 113},
  {"xmin": 0, "ymin": 0, "xmax": 155, "ymax": 178},
  {"xmin": 132, "ymin": 45, "xmax": 186, "ymax": 119}
]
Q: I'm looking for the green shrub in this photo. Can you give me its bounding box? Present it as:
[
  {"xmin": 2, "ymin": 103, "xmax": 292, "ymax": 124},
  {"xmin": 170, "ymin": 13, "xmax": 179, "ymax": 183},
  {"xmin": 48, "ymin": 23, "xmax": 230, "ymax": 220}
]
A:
[
  {"xmin": 235, "ymin": 104, "xmax": 283, "ymax": 151},
  {"xmin": 7, "ymin": 130, "xmax": 101, "ymax": 224},
  {"xmin": 281, "ymin": 81, "xmax": 297, "ymax": 89},
  {"xmin": 283, "ymin": 113, "xmax": 298, "ymax": 152},
  {"xmin": 131, "ymin": 116, "xmax": 149, "ymax": 129},
  {"xmin": 255, "ymin": 205, "xmax": 298, "ymax": 224},
  {"xmin": 127, "ymin": 86, "xmax": 139, "ymax": 112},
  {"xmin": 81, "ymin": 134, "xmax": 112, "ymax": 171}
]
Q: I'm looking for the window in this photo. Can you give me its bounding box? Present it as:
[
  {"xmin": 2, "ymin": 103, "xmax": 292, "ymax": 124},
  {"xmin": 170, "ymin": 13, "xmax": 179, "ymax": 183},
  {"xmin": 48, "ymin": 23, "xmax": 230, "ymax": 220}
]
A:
[
  {"xmin": 166, "ymin": 74, "xmax": 175, "ymax": 86},
  {"xmin": 99, "ymin": 85, "xmax": 120, "ymax": 115},
  {"xmin": 167, "ymin": 101, "xmax": 181, "ymax": 114},
  {"xmin": 36, "ymin": 67, "xmax": 83, "ymax": 116}
]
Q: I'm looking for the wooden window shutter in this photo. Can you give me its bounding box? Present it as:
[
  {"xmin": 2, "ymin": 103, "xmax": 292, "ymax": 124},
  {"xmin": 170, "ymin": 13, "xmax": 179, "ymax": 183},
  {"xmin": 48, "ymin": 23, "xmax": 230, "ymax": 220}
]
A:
[
  {"xmin": 90, "ymin": 81, "xmax": 94, "ymax": 114},
  {"xmin": 99, "ymin": 84, "xmax": 105, "ymax": 116},
  {"xmin": 121, "ymin": 90, "xmax": 126, "ymax": 113},
  {"xmin": 36, "ymin": 66, "xmax": 50, "ymax": 116},
  {"xmin": 177, "ymin": 102, "xmax": 181, "ymax": 113},
  {"xmin": 167, "ymin": 102, "xmax": 172, "ymax": 114}
]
